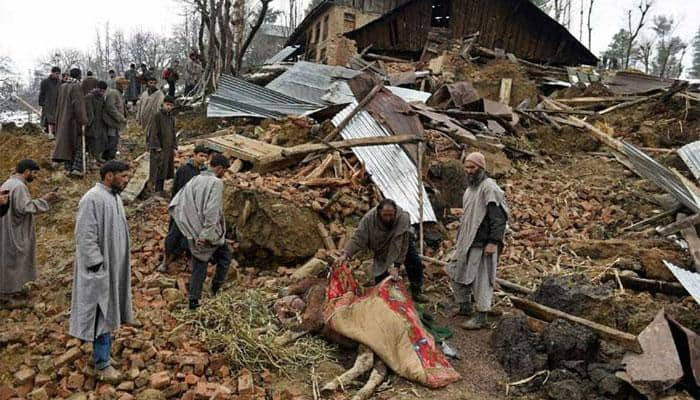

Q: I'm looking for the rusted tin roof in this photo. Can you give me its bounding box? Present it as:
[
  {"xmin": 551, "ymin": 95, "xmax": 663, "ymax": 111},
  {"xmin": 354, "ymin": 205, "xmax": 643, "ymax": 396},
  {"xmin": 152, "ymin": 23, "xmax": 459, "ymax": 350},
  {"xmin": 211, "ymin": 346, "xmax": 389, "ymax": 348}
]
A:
[{"xmin": 604, "ymin": 71, "xmax": 680, "ymax": 95}]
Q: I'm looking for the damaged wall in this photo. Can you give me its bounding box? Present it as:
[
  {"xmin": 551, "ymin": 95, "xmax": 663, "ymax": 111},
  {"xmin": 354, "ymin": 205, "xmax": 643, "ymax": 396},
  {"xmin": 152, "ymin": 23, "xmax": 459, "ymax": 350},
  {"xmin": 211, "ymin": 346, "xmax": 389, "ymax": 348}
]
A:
[{"xmin": 344, "ymin": 0, "xmax": 598, "ymax": 65}]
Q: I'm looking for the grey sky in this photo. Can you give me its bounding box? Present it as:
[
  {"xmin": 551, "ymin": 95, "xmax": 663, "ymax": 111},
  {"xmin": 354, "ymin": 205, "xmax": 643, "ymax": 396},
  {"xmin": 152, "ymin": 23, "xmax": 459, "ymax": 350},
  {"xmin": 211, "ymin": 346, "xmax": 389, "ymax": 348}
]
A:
[{"xmin": 1, "ymin": 0, "xmax": 698, "ymax": 79}]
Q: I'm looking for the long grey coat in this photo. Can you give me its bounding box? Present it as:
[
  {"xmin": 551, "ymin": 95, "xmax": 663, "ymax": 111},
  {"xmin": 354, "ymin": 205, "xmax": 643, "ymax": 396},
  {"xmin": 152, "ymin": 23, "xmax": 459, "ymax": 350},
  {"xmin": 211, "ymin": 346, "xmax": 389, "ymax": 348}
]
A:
[
  {"xmin": 0, "ymin": 176, "xmax": 50, "ymax": 294},
  {"xmin": 169, "ymin": 171, "xmax": 226, "ymax": 262},
  {"xmin": 124, "ymin": 69, "xmax": 140, "ymax": 101},
  {"xmin": 447, "ymin": 178, "xmax": 509, "ymax": 286},
  {"xmin": 148, "ymin": 109, "xmax": 177, "ymax": 183},
  {"xmin": 69, "ymin": 183, "xmax": 133, "ymax": 342},
  {"xmin": 85, "ymin": 91, "xmax": 108, "ymax": 156}
]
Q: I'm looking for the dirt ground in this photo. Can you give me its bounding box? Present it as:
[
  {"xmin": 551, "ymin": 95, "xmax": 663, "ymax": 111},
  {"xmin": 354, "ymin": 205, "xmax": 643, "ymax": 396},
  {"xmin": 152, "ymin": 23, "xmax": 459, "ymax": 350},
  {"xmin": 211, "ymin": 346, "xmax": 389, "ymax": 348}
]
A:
[{"xmin": 0, "ymin": 89, "xmax": 699, "ymax": 399}]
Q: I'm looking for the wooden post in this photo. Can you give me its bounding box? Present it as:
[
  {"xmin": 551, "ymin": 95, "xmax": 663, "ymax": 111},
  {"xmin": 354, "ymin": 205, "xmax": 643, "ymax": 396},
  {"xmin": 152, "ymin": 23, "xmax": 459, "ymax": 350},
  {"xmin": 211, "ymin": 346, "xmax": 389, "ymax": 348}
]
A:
[
  {"xmin": 417, "ymin": 141, "xmax": 424, "ymax": 256},
  {"xmin": 499, "ymin": 78, "xmax": 512, "ymax": 105},
  {"xmin": 323, "ymin": 84, "xmax": 383, "ymax": 142}
]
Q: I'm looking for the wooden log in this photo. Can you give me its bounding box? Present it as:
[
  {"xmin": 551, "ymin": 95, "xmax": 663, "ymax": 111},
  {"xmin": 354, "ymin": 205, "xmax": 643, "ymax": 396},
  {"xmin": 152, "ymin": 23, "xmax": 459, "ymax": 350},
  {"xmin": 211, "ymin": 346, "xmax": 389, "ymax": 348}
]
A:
[
  {"xmin": 332, "ymin": 151, "xmax": 344, "ymax": 178},
  {"xmin": 509, "ymin": 296, "xmax": 642, "ymax": 353},
  {"xmin": 568, "ymin": 117, "xmax": 625, "ymax": 153},
  {"xmin": 677, "ymin": 213, "xmax": 700, "ymax": 273},
  {"xmin": 556, "ymin": 96, "xmax": 644, "ymax": 104},
  {"xmin": 364, "ymin": 53, "xmax": 411, "ymax": 63},
  {"xmin": 622, "ymin": 206, "xmax": 680, "ymax": 232},
  {"xmin": 307, "ymin": 154, "xmax": 335, "ymax": 179},
  {"xmin": 599, "ymin": 93, "xmax": 663, "ymax": 115},
  {"xmin": 600, "ymin": 271, "xmax": 687, "ymax": 296},
  {"xmin": 656, "ymin": 213, "xmax": 700, "ymax": 236},
  {"xmin": 521, "ymin": 108, "xmax": 597, "ymax": 116},
  {"xmin": 262, "ymin": 134, "xmax": 422, "ymax": 165},
  {"xmin": 323, "ymin": 84, "xmax": 383, "ymax": 142},
  {"xmin": 11, "ymin": 94, "xmax": 41, "ymax": 114},
  {"xmin": 317, "ymin": 223, "xmax": 336, "ymax": 251}
]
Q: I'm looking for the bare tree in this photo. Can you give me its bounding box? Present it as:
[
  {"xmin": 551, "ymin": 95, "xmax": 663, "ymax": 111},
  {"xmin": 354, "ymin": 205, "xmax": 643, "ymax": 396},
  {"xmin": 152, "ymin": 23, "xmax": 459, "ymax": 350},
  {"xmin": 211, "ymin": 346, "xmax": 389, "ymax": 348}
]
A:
[
  {"xmin": 634, "ymin": 35, "xmax": 655, "ymax": 73},
  {"xmin": 586, "ymin": 0, "xmax": 594, "ymax": 50},
  {"xmin": 623, "ymin": 0, "xmax": 652, "ymax": 70}
]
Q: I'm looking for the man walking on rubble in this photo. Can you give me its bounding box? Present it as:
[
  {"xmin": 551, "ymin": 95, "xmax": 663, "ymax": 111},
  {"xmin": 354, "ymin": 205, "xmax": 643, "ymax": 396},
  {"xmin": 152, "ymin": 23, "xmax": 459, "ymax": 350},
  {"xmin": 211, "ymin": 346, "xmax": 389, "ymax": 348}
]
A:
[
  {"xmin": 70, "ymin": 160, "xmax": 133, "ymax": 384},
  {"xmin": 0, "ymin": 160, "xmax": 59, "ymax": 304},
  {"xmin": 147, "ymin": 95, "xmax": 177, "ymax": 197},
  {"xmin": 137, "ymin": 74, "xmax": 164, "ymax": 143},
  {"xmin": 102, "ymin": 78, "xmax": 128, "ymax": 161},
  {"xmin": 447, "ymin": 152, "xmax": 508, "ymax": 330},
  {"xmin": 85, "ymin": 81, "xmax": 110, "ymax": 165},
  {"xmin": 38, "ymin": 66, "xmax": 61, "ymax": 137},
  {"xmin": 335, "ymin": 198, "xmax": 429, "ymax": 303},
  {"xmin": 124, "ymin": 64, "xmax": 140, "ymax": 108},
  {"xmin": 157, "ymin": 145, "xmax": 210, "ymax": 272},
  {"xmin": 53, "ymin": 68, "xmax": 88, "ymax": 176},
  {"xmin": 169, "ymin": 154, "xmax": 233, "ymax": 310}
]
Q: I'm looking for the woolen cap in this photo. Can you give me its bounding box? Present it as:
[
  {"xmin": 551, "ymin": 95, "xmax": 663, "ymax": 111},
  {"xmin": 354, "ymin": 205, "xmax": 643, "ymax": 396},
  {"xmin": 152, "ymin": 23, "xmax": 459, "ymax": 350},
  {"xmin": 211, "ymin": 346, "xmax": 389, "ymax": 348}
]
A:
[{"xmin": 465, "ymin": 152, "xmax": 486, "ymax": 169}]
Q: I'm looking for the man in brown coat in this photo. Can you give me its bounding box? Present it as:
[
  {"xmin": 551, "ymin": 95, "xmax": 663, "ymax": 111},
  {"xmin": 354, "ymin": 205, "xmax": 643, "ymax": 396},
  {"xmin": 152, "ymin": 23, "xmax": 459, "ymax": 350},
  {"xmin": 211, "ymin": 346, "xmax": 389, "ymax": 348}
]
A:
[
  {"xmin": 148, "ymin": 96, "xmax": 177, "ymax": 197},
  {"xmin": 53, "ymin": 68, "xmax": 88, "ymax": 176},
  {"xmin": 102, "ymin": 79, "xmax": 128, "ymax": 161},
  {"xmin": 81, "ymin": 71, "xmax": 99, "ymax": 95}
]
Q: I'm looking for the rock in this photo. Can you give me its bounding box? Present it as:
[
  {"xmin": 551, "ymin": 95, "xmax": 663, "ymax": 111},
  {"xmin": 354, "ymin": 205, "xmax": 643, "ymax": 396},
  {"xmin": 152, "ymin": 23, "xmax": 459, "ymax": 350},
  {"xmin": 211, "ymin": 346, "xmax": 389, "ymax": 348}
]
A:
[
  {"xmin": 184, "ymin": 373, "xmax": 199, "ymax": 385},
  {"xmin": 546, "ymin": 380, "xmax": 585, "ymax": 400},
  {"xmin": 149, "ymin": 371, "xmax": 170, "ymax": 389},
  {"xmin": 135, "ymin": 370, "xmax": 149, "ymax": 388},
  {"xmin": 491, "ymin": 312, "xmax": 548, "ymax": 381},
  {"xmin": 225, "ymin": 189, "xmax": 324, "ymax": 266},
  {"xmin": 238, "ymin": 368, "xmax": 254, "ymax": 395},
  {"xmin": 54, "ymin": 346, "xmax": 82, "ymax": 368},
  {"xmin": 163, "ymin": 383, "xmax": 183, "ymax": 398},
  {"xmin": 0, "ymin": 385, "xmax": 16, "ymax": 400},
  {"xmin": 27, "ymin": 387, "xmax": 49, "ymax": 400},
  {"xmin": 162, "ymin": 288, "xmax": 184, "ymax": 303},
  {"xmin": 542, "ymin": 319, "xmax": 599, "ymax": 367},
  {"xmin": 533, "ymin": 274, "xmax": 613, "ymax": 319},
  {"xmin": 588, "ymin": 363, "xmax": 631, "ymax": 399},
  {"xmin": 639, "ymin": 248, "xmax": 677, "ymax": 281},
  {"xmin": 65, "ymin": 393, "xmax": 88, "ymax": 400},
  {"xmin": 34, "ymin": 374, "xmax": 51, "ymax": 386},
  {"xmin": 135, "ymin": 388, "xmax": 166, "ymax": 400},
  {"xmin": 127, "ymin": 367, "xmax": 140, "ymax": 380},
  {"xmin": 14, "ymin": 367, "xmax": 36, "ymax": 385}
]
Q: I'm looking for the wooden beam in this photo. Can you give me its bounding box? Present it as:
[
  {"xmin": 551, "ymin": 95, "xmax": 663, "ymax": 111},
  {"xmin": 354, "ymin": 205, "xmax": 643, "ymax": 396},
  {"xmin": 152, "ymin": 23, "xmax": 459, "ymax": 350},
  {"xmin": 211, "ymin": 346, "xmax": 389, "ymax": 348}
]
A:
[
  {"xmin": 677, "ymin": 213, "xmax": 700, "ymax": 273},
  {"xmin": 599, "ymin": 93, "xmax": 663, "ymax": 115},
  {"xmin": 323, "ymin": 84, "xmax": 384, "ymax": 142},
  {"xmin": 656, "ymin": 213, "xmax": 700, "ymax": 236},
  {"xmin": 556, "ymin": 96, "xmax": 644, "ymax": 104},
  {"xmin": 499, "ymin": 78, "xmax": 512, "ymax": 105},
  {"xmin": 600, "ymin": 271, "xmax": 687, "ymax": 296},
  {"xmin": 509, "ymin": 296, "xmax": 642, "ymax": 353},
  {"xmin": 568, "ymin": 117, "xmax": 625, "ymax": 153},
  {"xmin": 521, "ymin": 108, "xmax": 597, "ymax": 116},
  {"xmin": 622, "ymin": 206, "xmax": 680, "ymax": 232},
  {"xmin": 11, "ymin": 94, "xmax": 41, "ymax": 115}
]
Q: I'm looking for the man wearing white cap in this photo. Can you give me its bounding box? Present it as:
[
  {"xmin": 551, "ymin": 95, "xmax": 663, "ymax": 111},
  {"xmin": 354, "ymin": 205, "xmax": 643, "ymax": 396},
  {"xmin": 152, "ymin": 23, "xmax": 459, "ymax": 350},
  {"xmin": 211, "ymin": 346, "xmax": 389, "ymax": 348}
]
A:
[{"xmin": 447, "ymin": 152, "xmax": 509, "ymax": 329}]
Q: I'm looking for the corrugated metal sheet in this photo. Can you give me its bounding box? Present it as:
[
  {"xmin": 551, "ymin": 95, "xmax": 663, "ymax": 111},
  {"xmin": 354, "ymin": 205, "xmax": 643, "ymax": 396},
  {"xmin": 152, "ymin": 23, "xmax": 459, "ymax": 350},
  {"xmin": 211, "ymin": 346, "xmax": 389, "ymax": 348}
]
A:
[
  {"xmin": 664, "ymin": 261, "xmax": 700, "ymax": 305},
  {"xmin": 264, "ymin": 45, "xmax": 301, "ymax": 65},
  {"xmin": 621, "ymin": 141, "xmax": 700, "ymax": 214},
  {"xmin": 207, "ymin": 74, "xmax": 322, "ymax": 119},
  {"xmin": 678, "ymin": 141, "xmax": 700, "ymax": 181},
  {"xmin": 604, "ymin": 71, "xmax": 678, "ymax": 95},
  {"xmin": 386, "ymin": 86, "xmax": 431, "ymax": 103},
  {"xmin": 266, "ymin": 61, "xmax": 360, "ymax": 105},
  {"xmin": 333, "ymin": 101, "xmax": 436, "ymax": 224}
]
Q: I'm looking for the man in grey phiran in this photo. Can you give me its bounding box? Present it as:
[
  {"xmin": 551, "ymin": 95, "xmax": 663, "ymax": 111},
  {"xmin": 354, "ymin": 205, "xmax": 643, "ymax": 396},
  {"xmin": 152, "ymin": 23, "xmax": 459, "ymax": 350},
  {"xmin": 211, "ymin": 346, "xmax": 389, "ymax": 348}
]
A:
[
  {"xmin": 0, "ymin": 160, "xmax": 58, "ymax": 305},
  {"xmin": 448, "ymin": 152, "xmax": 509, "ymax": 330},
  {"xmin": 70, "ymin": 161, "xmax": 133, "ymax": 384}
]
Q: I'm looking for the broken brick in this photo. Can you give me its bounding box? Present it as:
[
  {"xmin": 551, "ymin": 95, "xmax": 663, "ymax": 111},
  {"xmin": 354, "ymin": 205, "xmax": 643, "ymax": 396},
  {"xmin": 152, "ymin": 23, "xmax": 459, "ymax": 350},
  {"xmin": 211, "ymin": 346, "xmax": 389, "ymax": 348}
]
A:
[
  {"xmin": 237, "ymin": 369, "xmax": 254, "ymax": 395},
  {"xmin": 54, "ymin": 347, "xmax": 81, "ymax": 368},
  {"xmin": 149, "ymin": 371, "xmax": 170, "ymax": 389},
  {"xmin": 14, "ymin": 367, "xmax": 36, "ymax": 385}
]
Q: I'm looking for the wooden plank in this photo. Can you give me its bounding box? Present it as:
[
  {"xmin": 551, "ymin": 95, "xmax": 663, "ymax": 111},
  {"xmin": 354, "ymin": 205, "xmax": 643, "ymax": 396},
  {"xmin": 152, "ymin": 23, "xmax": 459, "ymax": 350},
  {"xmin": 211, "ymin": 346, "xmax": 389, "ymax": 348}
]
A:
[
  {"xmin": 203, "ymin": 133, "xmax": 290, "ymax": 173},
  {"xmin": 509, "ymin": 296, "xmax": 642, "ymax": 353},
  {"xmin": 556, "ymin": 96, "xmax": 644, "ymax": 104},
  {"xmin": 498, "ymin": 78, "xmax": 512, "ymax": 105},
  {"xmin": 317, "ymin": 223, "xmax": 336, "ymax": 251},
  {"xmin": 600, "ymin": 271, "xmax": 688, "ymax": 296},
  {"xmin": 678, "ymin": 213, "xmax": 700, "ymax": 273},
  {"xmin": 656, "ymin": 212, "xmax": 700, "ymax": 236},
  {"xmin": 323, "ymin": 84, "xmax": 384, "ymax": 142}
]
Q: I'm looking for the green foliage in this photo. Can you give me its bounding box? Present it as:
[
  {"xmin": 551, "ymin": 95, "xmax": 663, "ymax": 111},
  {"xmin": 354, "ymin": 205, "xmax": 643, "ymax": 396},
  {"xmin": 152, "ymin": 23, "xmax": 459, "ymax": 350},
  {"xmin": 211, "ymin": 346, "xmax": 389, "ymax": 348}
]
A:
[{"xmin": 602, "ymin": 29, "xmax": 631, "ymax": 70}]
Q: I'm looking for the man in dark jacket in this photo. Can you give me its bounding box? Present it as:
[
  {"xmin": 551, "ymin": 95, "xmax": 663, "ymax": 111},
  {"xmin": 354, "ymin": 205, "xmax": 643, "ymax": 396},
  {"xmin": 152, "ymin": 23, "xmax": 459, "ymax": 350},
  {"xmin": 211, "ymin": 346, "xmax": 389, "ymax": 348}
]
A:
[
  {"xmin": 102, "ymin": 79, "xmax": 128, "ymax": 161},
  {"xmin": 81, "ymin": 71, "xmax": 99, "ymax": 95},
  {"xmin": 53, "ymin": 68, "xmax": 87, "ymax": 176},
  {"xmin": 85, "ymin": 81, "xmax": 109, "ymax": 164},
  {"xmin": 157, "ymin": 145, "xmax": 210, "ymax": 272},
  {"xmin": 163, "ymin": 60, "xmax": 180, "ymax": 97},
  {"xmin": 38, "ymin": 66, "xmax": 61, "ymax": 136},
  {"xmin": 148, "ymin": 96, "xmax": 177, "ymax": 197}
]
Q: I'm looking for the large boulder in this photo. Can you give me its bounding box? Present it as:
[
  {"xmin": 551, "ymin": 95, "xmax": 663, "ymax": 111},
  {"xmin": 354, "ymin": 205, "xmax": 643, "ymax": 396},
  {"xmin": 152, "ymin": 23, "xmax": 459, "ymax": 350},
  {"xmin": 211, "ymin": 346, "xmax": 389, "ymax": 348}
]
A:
[
  {"xmin": 533, "ymin": 274, "xmax": 615, "ymax": 325},
  {"xmin": 224, "ymin": 189, "xmax": 324, "ymax": 266},
  {"xmin": 542, "ymin": 319, "xmax": 599, "ymax": 367}
]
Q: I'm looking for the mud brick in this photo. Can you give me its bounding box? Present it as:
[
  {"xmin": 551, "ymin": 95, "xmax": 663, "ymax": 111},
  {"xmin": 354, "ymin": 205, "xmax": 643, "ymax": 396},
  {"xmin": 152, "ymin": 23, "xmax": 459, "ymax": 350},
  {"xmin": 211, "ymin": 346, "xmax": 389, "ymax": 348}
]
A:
[
  {"xmin": 54, "ymin": 347, "xmax": 82, "ymax": 368},
  {"xmin": 97, "ymin": 383, "xmax": 116, "ymax": 397},
  {"xmin": 118, "ymin": 394, "xmax": 135, "ymax": 400},
  {"xmin": 27, "ymin": 386, "xmax": 49, "ymax": 400},
  {"xmin": 66, "ymin": 372, "xmax": 85, "ymax": 390},
  {"xmin": 157, "ymin": 350, "xmax": 174, "ymax": 364},
  {"xmin": 194, "ymin": 381, "xmax": 211, "ymax": 399},
  {"xmin": 143, "ymin": 346, "xmax": 157, "ymax": 362},
  {"xmin": 237, "ymin": 369, "xmax": 254, "ymax": 395},
  {"xmin": 117, "ymin": 381, "xmax": 135, "ymax": 391},
  {"xmin": 15, "ymin": 383, "xmax": 33, "ymax": 398},
  {"xmin": 14, "ymin": 367, "xmax": 36, "ymax": 385},
  {"xmin": 185, "ymin": 374, "xmax": 199, "ymax": 385},
  {"xmin": 149, "ymin": 371, "xmax": 170, "ymax": 389},
  {"xmin": 181, "ymin": 390, "xmax": 196, "ymax": 400},
  {"xmin": 34, "ymin": 374, "xmax": 51, "ymax": 386},
  {"xmin": 216, "ymin": 366, "xmax": 230, "ymax": 379},
  {"xmin": 0, "ymin": 385, "xmax": 16, "ymax": 400},
  {"xmin": 163, "ymin": 382, "xmax": 183, "ymax": 398},
  {"xmin": 127, "ymin": 367, "xmax": 140, "ymax": 380},
  {"xmin": 36, "ymin": 358, "xmax": 54, "ymax": 375},
  {"xmin": 129, "ymin": 353, "xmax": 146, "ymax": 369},
  {"xmin": 135, "ymin": 370, "xmax": 149, "ymax": 388}
]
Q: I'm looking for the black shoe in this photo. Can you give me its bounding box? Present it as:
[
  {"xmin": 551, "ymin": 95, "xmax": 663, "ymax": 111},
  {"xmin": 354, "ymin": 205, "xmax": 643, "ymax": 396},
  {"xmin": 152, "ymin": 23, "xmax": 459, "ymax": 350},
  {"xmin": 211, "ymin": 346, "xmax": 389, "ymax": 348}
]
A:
[{"xmin": 462, "ymin": 312, "xmax": 488, "ymax": 330}]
